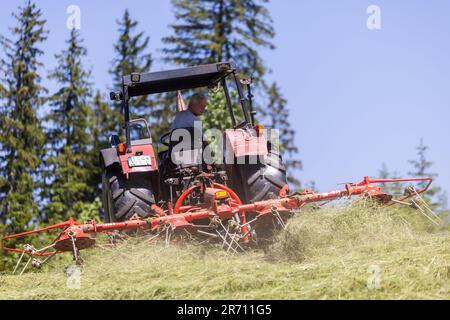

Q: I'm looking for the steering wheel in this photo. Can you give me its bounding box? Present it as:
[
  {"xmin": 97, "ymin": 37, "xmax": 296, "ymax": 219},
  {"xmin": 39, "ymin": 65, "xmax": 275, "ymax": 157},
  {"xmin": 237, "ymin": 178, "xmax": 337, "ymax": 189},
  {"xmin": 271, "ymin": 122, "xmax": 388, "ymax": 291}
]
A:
[{"xmin": 159, "ymin": 131, "xmax": 171, "ymax": 147}]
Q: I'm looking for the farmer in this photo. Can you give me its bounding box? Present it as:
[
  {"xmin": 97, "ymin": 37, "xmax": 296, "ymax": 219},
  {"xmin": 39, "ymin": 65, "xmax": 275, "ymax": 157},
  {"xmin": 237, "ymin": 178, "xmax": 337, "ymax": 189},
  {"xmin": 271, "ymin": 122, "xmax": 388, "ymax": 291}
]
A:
[
  {"xmin": 169, "ymin": 93, "xmax": 208, "ymax": 166},
  {"xmin": 171, "ymin": 92, "xmax": 207, "ymax": 130}
]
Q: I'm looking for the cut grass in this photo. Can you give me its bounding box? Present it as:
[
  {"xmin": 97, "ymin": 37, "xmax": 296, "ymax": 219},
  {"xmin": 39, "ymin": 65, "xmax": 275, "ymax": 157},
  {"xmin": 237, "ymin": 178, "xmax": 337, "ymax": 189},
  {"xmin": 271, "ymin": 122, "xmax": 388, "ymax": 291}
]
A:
[{"xmin": 1, "ymin": 200, "xmax": 449, "ymax": 299}]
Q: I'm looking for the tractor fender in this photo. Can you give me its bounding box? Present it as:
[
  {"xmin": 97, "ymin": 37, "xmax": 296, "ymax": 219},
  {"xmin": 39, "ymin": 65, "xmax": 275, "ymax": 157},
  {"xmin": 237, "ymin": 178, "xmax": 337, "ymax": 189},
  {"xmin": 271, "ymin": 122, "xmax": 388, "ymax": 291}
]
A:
[
  {"xmin": 224, "ymin": 129, "xmax": 268, "ymax": 159},
  {"xmin": 100, "ymin": 147, "xmax": 120, "ymax": 168}
]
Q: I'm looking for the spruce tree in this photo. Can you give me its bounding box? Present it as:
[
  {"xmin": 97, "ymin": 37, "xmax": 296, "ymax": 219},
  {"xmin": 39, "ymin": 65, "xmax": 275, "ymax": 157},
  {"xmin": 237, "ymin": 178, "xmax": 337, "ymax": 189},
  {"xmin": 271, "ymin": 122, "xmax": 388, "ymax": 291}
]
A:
[
  {"xmin": 0, "ymin": 1, "xmax": 48, "ymax": 231},
  {"xmin": 91, "ymin": 91, "xmax": 117, "ymax": 153},
  {"xmin": 110, "ymin": 9, "xmax": 153, "ymax": 138},
  {"xmin": 163, "ymin": 0, "xmax": 274, "ymax": 82},
  {"xmin": 43, "ymin": 29, "xmax": 94, "ymax": 222},
  {"xmin": 266, "ymin": 82, "xmax": 301, "ymax": 188},
  {"xmin": 152, "ymin": 91, "xmax": 177, "ymax": 141},
  {"xmin": 408, "ymin": 139, "xmax": 447, "ymax": 210},
  {"xmin": 88, "ymin": 90, "xmax": 117, "ymax": 197}
]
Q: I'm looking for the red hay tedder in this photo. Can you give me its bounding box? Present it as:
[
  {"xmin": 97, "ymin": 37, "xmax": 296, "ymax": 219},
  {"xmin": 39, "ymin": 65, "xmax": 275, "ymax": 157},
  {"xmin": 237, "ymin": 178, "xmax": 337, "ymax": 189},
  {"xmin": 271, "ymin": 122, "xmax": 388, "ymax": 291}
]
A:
[{"xmin": 0, "ymin": 62, "xmax": 435, "ymax": 271}]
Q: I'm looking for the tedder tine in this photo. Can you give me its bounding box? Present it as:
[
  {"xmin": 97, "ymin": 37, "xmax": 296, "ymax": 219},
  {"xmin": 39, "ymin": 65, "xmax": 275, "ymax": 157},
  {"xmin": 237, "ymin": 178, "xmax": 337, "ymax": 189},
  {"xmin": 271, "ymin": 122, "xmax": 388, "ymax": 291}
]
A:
[
  {"xmin": 12, "ymin": 250, "xmax": 26, "ymax": 274},
  {"xmin": 19, "ymin": 257, "xmax": 32, "ymax": 276}
]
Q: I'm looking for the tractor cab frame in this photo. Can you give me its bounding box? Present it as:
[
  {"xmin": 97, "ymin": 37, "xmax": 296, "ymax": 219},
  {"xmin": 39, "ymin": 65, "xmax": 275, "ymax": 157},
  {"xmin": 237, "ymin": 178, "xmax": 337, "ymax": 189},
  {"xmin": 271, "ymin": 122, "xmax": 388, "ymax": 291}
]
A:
[{"xmin": 110, "ymin": 62, "xmax": 256, "ymax": 153}]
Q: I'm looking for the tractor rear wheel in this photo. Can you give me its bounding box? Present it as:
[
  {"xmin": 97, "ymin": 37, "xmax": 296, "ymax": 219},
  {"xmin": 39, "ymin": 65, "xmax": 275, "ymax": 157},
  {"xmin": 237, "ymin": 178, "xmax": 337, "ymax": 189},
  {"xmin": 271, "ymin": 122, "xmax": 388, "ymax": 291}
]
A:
[
  {"xmin": 101, "ymin": 165, "xmax": 156, "ymax": 222},
  {"xmin": 230, "ymin": 152, "xmax": 288, "ymax": 245},
  {"xmin": 240, "ymin": 152, "xmax": 288, "ymax": 203}
]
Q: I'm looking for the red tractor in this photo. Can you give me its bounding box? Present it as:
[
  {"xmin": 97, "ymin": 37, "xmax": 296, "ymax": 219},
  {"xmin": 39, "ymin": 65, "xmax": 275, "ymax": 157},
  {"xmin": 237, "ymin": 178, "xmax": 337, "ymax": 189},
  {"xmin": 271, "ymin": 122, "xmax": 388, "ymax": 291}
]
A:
[{"xmin": 101, "ymin": 62, "xmax": 288, "ymax": 238}]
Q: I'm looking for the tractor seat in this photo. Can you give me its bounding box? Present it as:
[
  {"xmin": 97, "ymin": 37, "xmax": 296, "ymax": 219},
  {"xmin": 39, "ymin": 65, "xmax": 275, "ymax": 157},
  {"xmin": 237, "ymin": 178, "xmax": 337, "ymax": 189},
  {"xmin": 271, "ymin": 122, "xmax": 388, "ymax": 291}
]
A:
[
  {"xmin": 159, "ymin": 127, "xmax": 204, "ymax": 171},
  {"xmin": 169, "ymin": 127, "xmax": 203, "ymax": 168}
]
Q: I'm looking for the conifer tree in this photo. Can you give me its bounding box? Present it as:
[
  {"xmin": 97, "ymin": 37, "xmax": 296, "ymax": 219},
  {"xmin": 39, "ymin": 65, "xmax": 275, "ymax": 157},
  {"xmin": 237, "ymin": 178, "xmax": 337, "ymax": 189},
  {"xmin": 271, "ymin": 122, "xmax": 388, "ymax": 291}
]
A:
[
  {"xmin": 88, "ymin": 90, "xmax": 117, "ymax": 197},
  {"xmin": 43, "ymin": 29, "xmax": 94, "ymax": 221},
  {"xmin": 0, "ymin": 1, "xmax": 48, "ymax": 231},
  {"xmin": 163, "ymin": 0, "xmax": 274, "ymax": 83},
  {"xmin": 91, "ymin": 91, "xmax": 116, "ymax": 151},
  {"xmin": 111, "ymin": 10, "xmax": 152, "ymax": 89},
  {"xmin": 152, "ymin": 91, "xmax": 177, "ymax": 141},
  {"xmin": 408, "ymin": 139, "xmax": 447, "ymax": 210},
  {"xmin": 110, "ymin": 9, "xmax": 153, "ymax": 138}
]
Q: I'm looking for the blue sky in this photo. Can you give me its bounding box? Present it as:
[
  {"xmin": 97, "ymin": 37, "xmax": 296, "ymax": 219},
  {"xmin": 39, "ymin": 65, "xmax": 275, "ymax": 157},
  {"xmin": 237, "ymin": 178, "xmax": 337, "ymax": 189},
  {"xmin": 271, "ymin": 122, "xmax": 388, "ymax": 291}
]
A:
[{"xmin": 1, "ymin": 0, "xmax": 449, "ymax": 199}]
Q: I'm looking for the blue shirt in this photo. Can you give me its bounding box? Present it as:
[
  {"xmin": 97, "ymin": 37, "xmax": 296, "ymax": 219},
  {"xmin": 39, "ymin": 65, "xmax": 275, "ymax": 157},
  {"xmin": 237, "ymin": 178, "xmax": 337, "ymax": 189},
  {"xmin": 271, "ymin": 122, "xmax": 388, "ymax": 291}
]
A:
[{"xmin": 171, "ymin": 110, "xmax": 201, "ymax": 130}]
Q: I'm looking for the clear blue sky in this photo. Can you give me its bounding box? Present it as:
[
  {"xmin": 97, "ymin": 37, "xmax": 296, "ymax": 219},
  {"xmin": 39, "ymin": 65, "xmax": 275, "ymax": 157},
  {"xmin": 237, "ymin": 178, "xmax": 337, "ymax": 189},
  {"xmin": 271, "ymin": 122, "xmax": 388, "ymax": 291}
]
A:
[{"xmin": 1, "ymin": 0, "xmax": 449, "ymax": 199}]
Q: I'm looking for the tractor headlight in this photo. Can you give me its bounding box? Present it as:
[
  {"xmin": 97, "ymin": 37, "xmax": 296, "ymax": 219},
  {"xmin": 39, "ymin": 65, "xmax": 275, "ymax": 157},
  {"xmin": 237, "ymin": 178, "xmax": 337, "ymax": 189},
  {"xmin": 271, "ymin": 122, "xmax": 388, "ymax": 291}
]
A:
[{"xmin": 130, "ymin": 73, "xmax": 140, "ymax": 83}]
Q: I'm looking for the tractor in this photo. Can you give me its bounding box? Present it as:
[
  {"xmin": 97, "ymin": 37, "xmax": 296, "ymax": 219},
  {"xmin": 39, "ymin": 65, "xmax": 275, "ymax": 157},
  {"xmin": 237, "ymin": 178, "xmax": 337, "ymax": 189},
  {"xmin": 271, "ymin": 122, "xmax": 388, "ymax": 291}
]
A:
[{"xmin": 101, "ymin": 62, "xmax": 288, "ymax": 237}]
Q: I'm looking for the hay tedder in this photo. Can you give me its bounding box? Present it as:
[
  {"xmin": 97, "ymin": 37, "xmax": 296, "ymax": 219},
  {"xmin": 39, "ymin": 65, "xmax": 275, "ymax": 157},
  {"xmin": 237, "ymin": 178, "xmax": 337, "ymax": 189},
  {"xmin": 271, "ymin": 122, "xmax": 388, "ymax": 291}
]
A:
[{"xmin": 1, "ymin": 62, "xmax": 435, "ymax": 272}]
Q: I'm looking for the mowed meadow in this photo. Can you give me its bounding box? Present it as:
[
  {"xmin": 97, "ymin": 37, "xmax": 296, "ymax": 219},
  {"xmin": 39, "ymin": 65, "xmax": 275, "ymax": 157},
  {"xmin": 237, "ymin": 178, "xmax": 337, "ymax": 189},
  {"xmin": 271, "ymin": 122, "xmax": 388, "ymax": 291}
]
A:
[{"xmin": 1, "ymin": 201, "xmax": 449, "ymax": 300}]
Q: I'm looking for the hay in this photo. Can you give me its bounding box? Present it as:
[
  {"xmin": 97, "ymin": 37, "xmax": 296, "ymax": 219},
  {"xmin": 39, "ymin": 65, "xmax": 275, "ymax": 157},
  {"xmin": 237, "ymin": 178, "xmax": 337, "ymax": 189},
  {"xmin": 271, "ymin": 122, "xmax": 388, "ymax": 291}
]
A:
[{"xmin": 1, "ymin": 200, "xmax": 449, "ymax": 299}]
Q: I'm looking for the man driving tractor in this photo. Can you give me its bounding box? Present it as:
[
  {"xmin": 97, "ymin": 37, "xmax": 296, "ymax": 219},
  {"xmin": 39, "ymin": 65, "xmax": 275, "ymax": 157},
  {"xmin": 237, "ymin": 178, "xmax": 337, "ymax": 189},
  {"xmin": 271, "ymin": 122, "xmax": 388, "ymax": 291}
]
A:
[{"xmin": 171, "ymin": 92, "xmax": 207, "ymax": 130}]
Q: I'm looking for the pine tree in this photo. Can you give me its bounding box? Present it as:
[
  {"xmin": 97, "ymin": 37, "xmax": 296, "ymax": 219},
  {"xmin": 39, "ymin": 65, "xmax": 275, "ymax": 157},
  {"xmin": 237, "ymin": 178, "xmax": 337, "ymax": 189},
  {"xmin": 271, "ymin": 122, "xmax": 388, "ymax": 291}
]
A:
[
  {"xmin": 153, "ymin": 91, "xmax": 178, "ymax": 142},
  {"xmin": 91, "ymin": 91, "xmax": 116, "ymax": 151},
  {"xmin": 266, "ymin": 82, "xmax": 301, "ymax": 188},
  {"xmin": 0, "ymin": 1, "xmax": 48, "ymax": 232},
  {"xmin": 163, "ymin": 0, "xmax": 274, "ymax": 83},
  {"xmin": 43, "ymin": 29, "xmax": 95, "ymax": 222},
  {"xmin": 110, "ymin": 9, "xmax": 153, "ymax": 138},
  {"xmin": 88, "ymin": 90, "xmax": 117, "ymax": 197},
  {"xmin": 408, "ymin": 139, "xmax": 446, "ymax": 210}
]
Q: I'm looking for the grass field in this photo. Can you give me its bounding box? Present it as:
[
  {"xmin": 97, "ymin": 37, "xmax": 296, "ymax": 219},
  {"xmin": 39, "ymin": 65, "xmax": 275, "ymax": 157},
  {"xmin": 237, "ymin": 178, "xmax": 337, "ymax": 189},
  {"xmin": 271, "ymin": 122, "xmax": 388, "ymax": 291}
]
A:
[{"xmin": 1, "ymin": 200, "xmax": 449, "ymax": 299}]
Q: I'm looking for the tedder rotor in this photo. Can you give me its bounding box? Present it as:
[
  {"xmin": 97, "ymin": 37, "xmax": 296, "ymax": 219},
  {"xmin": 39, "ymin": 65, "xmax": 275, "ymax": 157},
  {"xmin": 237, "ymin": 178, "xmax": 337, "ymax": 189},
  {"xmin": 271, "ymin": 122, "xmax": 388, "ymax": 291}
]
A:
[{"xmin": 0, "ymin": 62, "xmax": 437, "ymax": 273}]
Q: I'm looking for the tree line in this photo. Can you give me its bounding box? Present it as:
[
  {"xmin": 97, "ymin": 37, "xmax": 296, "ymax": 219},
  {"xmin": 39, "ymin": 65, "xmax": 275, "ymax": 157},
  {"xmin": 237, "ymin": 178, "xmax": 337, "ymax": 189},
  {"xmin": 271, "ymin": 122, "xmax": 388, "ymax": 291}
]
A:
[{"xmin": 0, "ymin": 0, "xmax": 302, "ymax": 240}]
